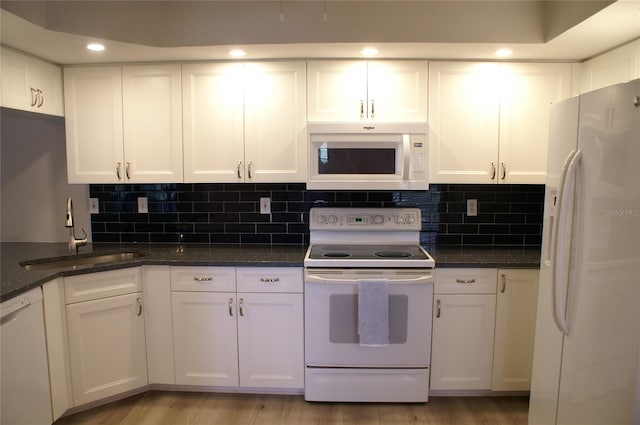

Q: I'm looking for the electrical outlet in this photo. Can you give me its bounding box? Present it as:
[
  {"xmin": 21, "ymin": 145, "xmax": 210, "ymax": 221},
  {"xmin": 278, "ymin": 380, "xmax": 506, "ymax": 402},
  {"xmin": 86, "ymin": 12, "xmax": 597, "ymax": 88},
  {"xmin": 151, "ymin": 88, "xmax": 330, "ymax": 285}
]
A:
[
  {"xmin": 89, "ymin": 198, "xmax": 99, "ymax": 214},
  {"xmin": 467, "ymin": 199, "xmax": 478, "ymax": 217},
  {"xmin": 260, "ymin": 197, "xmax": 271, "ymax": 215},
  {"xmin": 138, "ymin": 197, "xmax": 148, "ymax": 214}
]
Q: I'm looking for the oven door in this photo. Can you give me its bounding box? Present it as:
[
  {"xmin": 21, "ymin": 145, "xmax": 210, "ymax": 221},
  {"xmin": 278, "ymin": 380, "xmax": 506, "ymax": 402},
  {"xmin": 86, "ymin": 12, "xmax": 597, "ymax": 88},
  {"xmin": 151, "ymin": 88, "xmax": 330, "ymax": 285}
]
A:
[{"xmin": 304, "ymin": 268, "xmax": 433, "ymax": 368}]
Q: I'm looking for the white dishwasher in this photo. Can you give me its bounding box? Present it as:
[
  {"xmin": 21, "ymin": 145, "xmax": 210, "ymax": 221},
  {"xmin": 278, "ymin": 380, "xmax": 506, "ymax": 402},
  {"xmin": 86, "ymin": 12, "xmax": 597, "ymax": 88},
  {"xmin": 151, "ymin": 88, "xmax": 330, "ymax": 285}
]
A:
[{"xmin": 1, "ymin": 286, "xmax": 53, "ymax": 425}]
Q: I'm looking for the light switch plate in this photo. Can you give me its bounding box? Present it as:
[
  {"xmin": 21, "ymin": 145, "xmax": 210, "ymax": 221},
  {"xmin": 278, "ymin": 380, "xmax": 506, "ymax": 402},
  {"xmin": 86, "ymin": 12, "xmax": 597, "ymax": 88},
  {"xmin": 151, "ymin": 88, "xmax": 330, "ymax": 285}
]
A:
[
  {"xmin": 467, "ymin": 199, "xmax": 478, "ymax": 216},
  {"xmin": 89, "ymin": 198, "xmax": 99, "ymax": 214},
  {"xmin": 138, "ymin": 197, "xmax": 148, "ymax": 214},
  {"xmin": 260, "ymin": 197, "xmax": 271, "ymax": 215}
]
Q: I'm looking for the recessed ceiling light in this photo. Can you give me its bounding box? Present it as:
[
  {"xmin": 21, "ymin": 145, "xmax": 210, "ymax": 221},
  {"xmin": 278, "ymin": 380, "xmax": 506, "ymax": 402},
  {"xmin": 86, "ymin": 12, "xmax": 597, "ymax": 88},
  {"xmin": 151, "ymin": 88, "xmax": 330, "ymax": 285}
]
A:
[
  {"xmin": 229, "ymin": 49, "xmax": 247, "ymax": 58},
  {"xmin": 361, "ymin": 47, "xmax": 379, "ymax": 56},
  {"xmin": 495, "ymin": 48, "xmax": 513, "ymax": 57},
  {"xmin": 86, "ymin": 43, "xmax": 105, "ymax": 52}
]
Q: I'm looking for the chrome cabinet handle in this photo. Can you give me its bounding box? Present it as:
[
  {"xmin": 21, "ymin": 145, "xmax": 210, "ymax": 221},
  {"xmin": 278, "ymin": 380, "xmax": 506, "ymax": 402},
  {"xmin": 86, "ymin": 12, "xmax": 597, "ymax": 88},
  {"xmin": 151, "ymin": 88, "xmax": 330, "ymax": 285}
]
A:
[
  {"xmin": 239, "ymin": 298, "xmax": 245, "ymax": 317},
  {"xmin": 500, "ymin": 274, "xmax": 507, "ymax": 293},
  {"xmin": 247, "ymin": 161, "xmax": 253, "ymax": 179},
  {"xmin": 370, "ymin": 100, "xmax": 375, "ymax": 119},
  {"xmin": 193, "ymin": 276, "xmax": 213, "ymax": 283},
  {"xmin": 125, "ymin": 162, "xmax": 131, "ymax": 180},
  {"xmin": 490, "ymin": 162, "xmax": 497, "ymax": 180},
  {"xmin": 260, "ymin": 277, "xmax": 280, "ymax": 283},
  {"xmin": 228, "ymin": 298, "xmax": 234, "ymax": 317},
  {"xmin": 634, "ymin": 96, "xmax": 639, "ymax": 107},
  {"xmin": 37, "ymin": 89, "xmax": 44, "ymax": 107},
  {"xmin": 500, "ymin": 162, "xmax": 506, "ymax": 180},
  {"xmin": 237, "ymin": 161, "xmax": 243, "ymax": 179},
  {"xmin": 136, "ymin": 298, "xmax": 143, "ymax": 317},
  {"xmin": 360, "ymin": 100, "xmax": 365, "ymax": 119},
  {"xmin": 456, "ymin": 278, "xmax": 476, "ymax": 284},
  {"xmin": 30, "ymin": 87, "xmax": 37, "ymax": 106},
  {"xmin": 116, "ymin": 162, "xmax": 122, "ymax": 180},
  {"xmin": 436, "ymin": 299, "xmax": 441, "ymax": 318}
]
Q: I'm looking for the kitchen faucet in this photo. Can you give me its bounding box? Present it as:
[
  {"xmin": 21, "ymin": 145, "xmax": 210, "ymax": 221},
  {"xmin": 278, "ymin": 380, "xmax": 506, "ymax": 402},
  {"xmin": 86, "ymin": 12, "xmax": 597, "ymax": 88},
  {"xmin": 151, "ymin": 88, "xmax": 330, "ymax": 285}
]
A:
[{"xmin": 65, "ymin": 197, "xmax": 88, "ymax": 254}]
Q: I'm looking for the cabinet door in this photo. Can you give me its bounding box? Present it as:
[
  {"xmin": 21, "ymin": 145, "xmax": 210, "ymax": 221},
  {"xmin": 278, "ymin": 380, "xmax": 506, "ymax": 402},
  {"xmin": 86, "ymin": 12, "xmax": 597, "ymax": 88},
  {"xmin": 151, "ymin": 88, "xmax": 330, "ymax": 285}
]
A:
[
  {"xmin": 430, "ymin": 294, "xmax": 496, "ymax": 390},
  {"xmin": 498, "ymin": 63, "xmax": 571, "ymax": 184},
  {"xmin": 182, "ymin": 62, "xmax": 244, "ymax": 182},
  {"xmin": 492, "ymin": 269, "xmax": 539, "ymax": 391},
  {"xmin": 1, "ymin": 47, "xmax": 64, "ymax": 116},
  {"xmin": 64, "ymin": 66, "xmax": 124, "ymax": 183},
  {"xmin": 237, "ymin": 293, "xmax": 304, "ymax": 388},
  {"xmin": 578, "ymin": 40, "xmax": 640, "ymax": 93},
  {"xmin": 244, "ymin": 61, "xmax": 307, "ymax": 182},
  {"xmin": 367, "ymin": 60, "xmax": 428, "ymax": 122},
  {"xmin": 142, "ymin": 266, "xmax": 175, "ymax": 385},
  {"xmin": 307, "ymin": 60, "xmax": 367, "ymax": 121},
  {"xmin": 428, "ymin": 62, "xmax": 501, "ymax": 183},
  {"xmin": 172, "ymin": 292, "xmax": 239, "ymax": 386},
  {"xmin": 66, "ymin": 292, "xmax": 147, "ymax": 406},
  {"xmin": 122, "ymin": 64, "xmax": 183, "ymax": 183}
]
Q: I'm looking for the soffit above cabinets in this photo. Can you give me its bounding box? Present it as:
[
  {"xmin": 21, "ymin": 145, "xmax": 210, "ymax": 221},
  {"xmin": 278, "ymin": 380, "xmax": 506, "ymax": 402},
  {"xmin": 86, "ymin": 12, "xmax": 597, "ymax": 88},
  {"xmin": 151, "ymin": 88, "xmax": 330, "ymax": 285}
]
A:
[{"xmin": 1, "ymin": 1, "xmax": 639, "ymax": 64}]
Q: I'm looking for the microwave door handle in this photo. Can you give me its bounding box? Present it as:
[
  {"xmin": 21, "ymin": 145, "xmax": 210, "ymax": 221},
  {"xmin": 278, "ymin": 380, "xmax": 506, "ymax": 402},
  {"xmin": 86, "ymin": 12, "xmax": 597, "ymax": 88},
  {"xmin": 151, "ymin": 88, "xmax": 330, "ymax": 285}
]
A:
[
  {"xmin": 305, "ymin": 274, "xmax": 433, "ymax": 285},
  {"xmin": 402, "ymin": 134, "xmax": 411, "ymax": 181}
]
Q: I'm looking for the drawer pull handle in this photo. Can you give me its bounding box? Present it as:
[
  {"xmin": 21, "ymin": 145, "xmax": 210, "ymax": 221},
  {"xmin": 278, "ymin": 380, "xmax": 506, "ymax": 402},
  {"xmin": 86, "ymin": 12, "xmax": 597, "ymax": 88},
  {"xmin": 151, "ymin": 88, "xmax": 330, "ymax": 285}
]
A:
[
  {"xmin": 500, "ymin": 274, "xmax": 507, "ymax": 293},
  {"xmin": 228, "ymin": 298, "xmax": 234, "ymax": 317},
  {"xmin": 239, "ymin": 298, "xmax": 245, "ymax": 317},
  {"xmin": 136, "ymin": 298, "xmax": 143, "ymax": 317},
  {"xmin": 260, "ymin": 277, "xmax": 280, "ymax": 283},
  {"xmin": 194, "ymin": 276, "xmax": 213, "ymax": 282},
  {"xmin": 456, "ymin": 278, "xmax": 476, "ymax": 284},
  {"xmin": 436, "ymin": 299, "xmax": 441, "ymax": 318}
]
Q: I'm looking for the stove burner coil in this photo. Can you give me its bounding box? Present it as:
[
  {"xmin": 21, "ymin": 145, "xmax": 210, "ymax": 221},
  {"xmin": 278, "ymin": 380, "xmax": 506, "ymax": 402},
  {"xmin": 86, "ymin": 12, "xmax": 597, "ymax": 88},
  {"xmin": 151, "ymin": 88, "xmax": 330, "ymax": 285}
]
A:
[
  {"xmin": 373, "ymin": 251, "xmax": 413, "ymax": 258},
  {"xmin": 323, "ymin": 252, "xmax": 351, "ymax": 258}
]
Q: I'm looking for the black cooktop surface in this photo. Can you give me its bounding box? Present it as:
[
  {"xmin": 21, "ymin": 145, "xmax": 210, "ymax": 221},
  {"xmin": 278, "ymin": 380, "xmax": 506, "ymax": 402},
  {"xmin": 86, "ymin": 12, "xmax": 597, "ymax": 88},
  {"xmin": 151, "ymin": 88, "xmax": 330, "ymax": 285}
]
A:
[{"xmin": 308, "ymin": 244, "xmax": 429, "ymax": 260}]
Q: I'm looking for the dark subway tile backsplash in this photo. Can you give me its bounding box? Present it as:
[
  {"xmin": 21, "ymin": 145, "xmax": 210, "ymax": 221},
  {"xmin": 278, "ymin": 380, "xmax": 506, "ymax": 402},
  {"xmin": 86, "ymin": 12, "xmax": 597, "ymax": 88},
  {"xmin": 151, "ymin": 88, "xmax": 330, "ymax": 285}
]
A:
[{"xmin": 90, "ymin": 183, "xmax": 544, "ymax": 247}]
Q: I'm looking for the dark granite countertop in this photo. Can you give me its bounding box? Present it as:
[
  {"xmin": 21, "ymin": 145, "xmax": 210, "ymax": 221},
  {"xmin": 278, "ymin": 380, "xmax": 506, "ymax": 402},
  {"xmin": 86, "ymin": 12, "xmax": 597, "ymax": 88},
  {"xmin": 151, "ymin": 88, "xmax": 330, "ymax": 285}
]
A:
[
  {"xmin": 426, "ymin": 246, "xmax": 541, "ymax": 269},
  {"xmin": 1, "ymin": 243, "xmax": 307, "ymax": 303},
  {"xmin": 1, "ymin": 242, "xmax": 541, "ymax": 302}
]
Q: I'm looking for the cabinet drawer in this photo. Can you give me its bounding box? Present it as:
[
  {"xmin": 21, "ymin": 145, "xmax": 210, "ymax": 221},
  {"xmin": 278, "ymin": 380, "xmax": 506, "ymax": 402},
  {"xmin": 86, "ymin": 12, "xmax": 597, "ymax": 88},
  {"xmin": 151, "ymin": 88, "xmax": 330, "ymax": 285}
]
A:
[
  {"xmin": 236, "ymin": 267, "xmax": 303, "ymax": 293},
  {"xmin": 170, "ymin": 266, "xmax": 236, "ymax": 292},
  {"xmin": 434, "ymin": 269, "xmax": 497, "ymax": 294},
  {"xmin": 64, "ymin": 267, "xmax": 142, "ymax": 304}
]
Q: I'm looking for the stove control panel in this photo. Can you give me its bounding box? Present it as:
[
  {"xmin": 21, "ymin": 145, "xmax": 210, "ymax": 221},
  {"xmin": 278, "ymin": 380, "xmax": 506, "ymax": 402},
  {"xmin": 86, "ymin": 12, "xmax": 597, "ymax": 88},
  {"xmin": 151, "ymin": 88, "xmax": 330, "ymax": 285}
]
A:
[{"xmin": 310, "ymin": 208, "xmax": 421, "ymax": 231}]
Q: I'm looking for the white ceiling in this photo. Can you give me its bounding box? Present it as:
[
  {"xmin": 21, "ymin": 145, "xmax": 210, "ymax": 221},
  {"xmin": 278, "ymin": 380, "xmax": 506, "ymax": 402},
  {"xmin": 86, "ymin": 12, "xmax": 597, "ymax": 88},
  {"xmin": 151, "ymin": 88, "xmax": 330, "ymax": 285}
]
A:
[{"xmin": 1, "ymin": 0, "xmax": 639, "ymax": 65}]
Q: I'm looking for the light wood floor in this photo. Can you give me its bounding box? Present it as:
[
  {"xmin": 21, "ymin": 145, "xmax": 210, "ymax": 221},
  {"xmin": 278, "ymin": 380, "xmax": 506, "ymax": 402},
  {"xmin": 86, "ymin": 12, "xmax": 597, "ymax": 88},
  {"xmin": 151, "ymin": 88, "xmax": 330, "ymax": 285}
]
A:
[{"xmin": 54, "ymin": 391, "xmax": 530, "ymax": 425}]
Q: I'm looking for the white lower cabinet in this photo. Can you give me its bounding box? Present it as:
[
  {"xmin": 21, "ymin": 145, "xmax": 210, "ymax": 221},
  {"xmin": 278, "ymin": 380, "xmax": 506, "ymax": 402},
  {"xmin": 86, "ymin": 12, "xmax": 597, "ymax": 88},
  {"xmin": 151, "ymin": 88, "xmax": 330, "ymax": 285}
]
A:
[
  {"xmin": 430, "ymin": 268, "xmax": 539, "ymax": 392},
  {"xmin": 237, "ymin": 267, "xmax": 304, "ymax": 389},
  {"xmin": 430, "ymin": 268, "xmax": 498, "ymax": 391},
  {"xmin": 171, "ymin": 266, "xmax": 304, "ymax": 390},
  {"xmin": 64, "ymin": 268, "xmax": 147, "ymax": 406},
  {"xmin": 491, "ymin": 269, "xmax": 539, "ymax": 391},
  {"xmin": 172, "ymin": 291, "xmax": 240, "ymax": 386}
]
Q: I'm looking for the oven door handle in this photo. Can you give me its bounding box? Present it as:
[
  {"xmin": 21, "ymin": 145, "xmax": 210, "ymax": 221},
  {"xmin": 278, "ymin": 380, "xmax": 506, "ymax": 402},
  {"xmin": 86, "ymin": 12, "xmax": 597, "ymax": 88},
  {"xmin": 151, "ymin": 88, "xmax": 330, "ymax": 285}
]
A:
[{"xmin": 305, "ymin": 275, "xmax": 433, "ymax": 285}]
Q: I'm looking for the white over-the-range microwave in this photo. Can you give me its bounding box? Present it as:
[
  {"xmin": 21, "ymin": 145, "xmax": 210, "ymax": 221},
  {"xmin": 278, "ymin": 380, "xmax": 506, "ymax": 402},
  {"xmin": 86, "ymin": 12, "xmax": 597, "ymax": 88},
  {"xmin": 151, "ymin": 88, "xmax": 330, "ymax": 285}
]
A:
[{"xmin": 307, "ymin": 122, "xmax": 429, "ymax": 190}]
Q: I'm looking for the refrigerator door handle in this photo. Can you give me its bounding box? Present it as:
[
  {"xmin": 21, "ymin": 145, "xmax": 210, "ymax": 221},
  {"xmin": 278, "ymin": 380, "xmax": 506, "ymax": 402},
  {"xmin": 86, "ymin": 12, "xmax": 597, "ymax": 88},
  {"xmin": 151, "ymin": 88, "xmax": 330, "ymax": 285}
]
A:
[{"xmin": 553, "ymin": 149, "xmax": 581, "ymax": 336}]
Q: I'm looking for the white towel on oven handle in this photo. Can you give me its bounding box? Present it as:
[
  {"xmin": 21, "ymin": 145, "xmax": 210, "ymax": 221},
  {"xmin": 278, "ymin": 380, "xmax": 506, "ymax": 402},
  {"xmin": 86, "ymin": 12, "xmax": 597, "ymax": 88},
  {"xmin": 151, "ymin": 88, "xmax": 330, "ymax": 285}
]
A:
[{"xmin": 357, "ymin": 279, "xmax": 390, "ymax": 347}]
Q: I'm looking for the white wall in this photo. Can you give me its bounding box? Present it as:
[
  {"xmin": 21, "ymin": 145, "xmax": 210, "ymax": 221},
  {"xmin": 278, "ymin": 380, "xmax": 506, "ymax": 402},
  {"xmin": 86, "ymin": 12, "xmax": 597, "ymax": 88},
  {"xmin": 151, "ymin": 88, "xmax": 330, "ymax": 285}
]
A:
[{"xmin": 1, "ymin": 107, "xmax": 91, "ymax": 242}]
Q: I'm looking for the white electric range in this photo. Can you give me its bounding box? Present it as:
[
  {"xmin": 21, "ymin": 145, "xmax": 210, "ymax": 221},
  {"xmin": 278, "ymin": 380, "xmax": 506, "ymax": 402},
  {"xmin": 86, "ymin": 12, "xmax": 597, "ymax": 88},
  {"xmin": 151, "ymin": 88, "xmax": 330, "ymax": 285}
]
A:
[{"xmin": 303, "ymin": 207, "xmax": 435, "ymax": 403}]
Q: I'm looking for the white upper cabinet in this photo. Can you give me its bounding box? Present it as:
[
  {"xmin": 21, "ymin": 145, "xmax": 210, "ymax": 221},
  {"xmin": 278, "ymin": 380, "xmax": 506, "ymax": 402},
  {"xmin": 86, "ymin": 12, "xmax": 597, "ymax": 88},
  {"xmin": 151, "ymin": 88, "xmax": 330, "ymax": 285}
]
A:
[
  {"xmin": 65, "ymin": 66, "xmax": 124, "ymax": 183},
  {"xmin": 183, "ymin": 61, "xmax": 307, "ymax": 183},
  {"xmin": 307, "ymin": 60, "xmax": 428, "ymax": 122},
  {"xmin": 65, "ymin": 64, "xmax": 183, "ymax": 184},
  {"xmin": 1, "ymin": 47, "xmax": 64, "ymax": 116},
  {"xmin": 429, "ymin": 61, "xmax": 571, "ymax": 184},
  {"xmin": 578, "ymin": 39, "xmax": 640, "ymax": 94},
  {"xmin": 122, "ymin": 65, "xmax": 183, "ymax": 183}
]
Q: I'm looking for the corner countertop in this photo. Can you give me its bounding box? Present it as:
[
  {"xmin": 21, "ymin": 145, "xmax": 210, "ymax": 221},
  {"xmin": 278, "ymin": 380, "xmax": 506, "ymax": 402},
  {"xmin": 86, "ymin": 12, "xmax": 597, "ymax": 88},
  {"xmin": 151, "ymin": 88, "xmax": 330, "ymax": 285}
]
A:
[{"xmin": 1, "ymin": 243, "xmax": 541, "ymax": 303}]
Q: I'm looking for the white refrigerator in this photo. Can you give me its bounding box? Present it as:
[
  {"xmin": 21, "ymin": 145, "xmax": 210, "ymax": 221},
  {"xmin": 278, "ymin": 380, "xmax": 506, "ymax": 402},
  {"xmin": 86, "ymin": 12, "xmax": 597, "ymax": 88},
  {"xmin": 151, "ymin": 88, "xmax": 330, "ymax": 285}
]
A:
[{"xmin": 529, "ymin": 78, "xmax": 640, "ymax": 425}]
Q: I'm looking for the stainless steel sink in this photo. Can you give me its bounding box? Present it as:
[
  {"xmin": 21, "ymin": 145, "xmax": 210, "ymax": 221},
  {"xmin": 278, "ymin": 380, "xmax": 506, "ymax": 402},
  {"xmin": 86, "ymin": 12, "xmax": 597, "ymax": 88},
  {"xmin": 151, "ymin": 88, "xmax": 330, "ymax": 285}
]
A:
[{"xmin": 21, "ymin": 252, "xmax": 145, "ymax": 271}]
